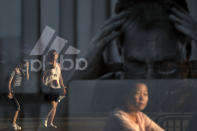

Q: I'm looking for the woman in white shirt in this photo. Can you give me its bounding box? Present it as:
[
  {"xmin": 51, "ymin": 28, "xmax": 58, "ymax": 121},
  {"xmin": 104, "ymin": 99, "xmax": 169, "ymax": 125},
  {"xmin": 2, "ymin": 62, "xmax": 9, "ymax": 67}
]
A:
[
  {"xmin": 42, "ymin": 50, "xmax": 66, "ymax": 128},
  {"xmin": 104, "ymin": 82, "xmax": 164, "ymax": 131}
]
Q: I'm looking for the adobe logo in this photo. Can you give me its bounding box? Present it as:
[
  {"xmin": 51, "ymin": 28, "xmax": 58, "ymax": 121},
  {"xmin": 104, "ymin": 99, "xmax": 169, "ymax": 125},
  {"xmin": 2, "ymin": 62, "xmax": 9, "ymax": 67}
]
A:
[{"xmin": 29, "ymin": 26, "xmax": 88, "ymax": 72}]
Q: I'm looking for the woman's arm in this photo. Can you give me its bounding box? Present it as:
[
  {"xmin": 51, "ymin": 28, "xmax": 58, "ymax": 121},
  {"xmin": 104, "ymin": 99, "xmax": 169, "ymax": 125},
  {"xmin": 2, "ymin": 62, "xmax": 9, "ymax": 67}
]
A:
[
  {"xmin": 8, "ymin": 76, "xmax": 14, "ymax": 93},
  {"xmin": 42, "ymin": 71, "xmax": 48, "ymax": 85},
  {"xmin": 143, "ymin": 113, "xmax": 164, "ymax": 131},
  {"xmin": 104, "ymin": 110, "xmax": 137, "ymax": 131},
  {"xmin": 58, "ymin": 64, "xmax": 67, "ymax": 95},
  {"xmin": 60, "ymin": 74, "xmax": 67, "ymax": 96},
  {"xmin": 60, "ymin": 74, "xmax": 66, "ymax": 88},
  {"xmin": 8, "ymin": 70, "xmax": 15, "ymax": 99},
  {"xmin": 58, "ymin": 64, "xmax": 65, "ymax": 88},
  {"xmin": 26, "ymin": 61, "xmax": 29, "ymax": 80}
]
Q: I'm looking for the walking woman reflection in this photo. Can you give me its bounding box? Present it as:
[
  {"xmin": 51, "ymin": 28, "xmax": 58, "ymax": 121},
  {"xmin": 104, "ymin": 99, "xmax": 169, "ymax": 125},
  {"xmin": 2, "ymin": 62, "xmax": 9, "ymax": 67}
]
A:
[
  {"xmin": 8, "ymin": 61, "xmax": 29, "ymax": 130},
  {"xmin": 42, "ymin": 50, "xmax": 67, "ymax": 128}
]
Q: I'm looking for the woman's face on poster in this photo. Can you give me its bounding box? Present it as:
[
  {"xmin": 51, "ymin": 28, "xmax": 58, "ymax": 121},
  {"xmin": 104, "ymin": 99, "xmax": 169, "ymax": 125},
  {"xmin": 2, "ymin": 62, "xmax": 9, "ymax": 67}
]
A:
[{"xmin": 121, "ymin": 2, "xmax": 186, "ymax": 79}]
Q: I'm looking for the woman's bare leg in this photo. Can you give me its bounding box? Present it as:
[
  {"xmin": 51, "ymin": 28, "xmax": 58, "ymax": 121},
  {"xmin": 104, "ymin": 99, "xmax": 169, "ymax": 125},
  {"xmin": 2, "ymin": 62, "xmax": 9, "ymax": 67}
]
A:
[
  {"xmin": 44, "ymin": 101, "xmax": 58, "ymax": 128},
  {"xmin": 13, "ymin": 110, "xmax": 19, "ymax": 124},
  {"xmin": 45, "ymin": 108, "xmax": 53, "ymax": 120},
  {"xmin": 49, "ymin": 101, "xmax": 58, "ymax": 124},
  {"xmin": 12, "ymin": 100, "xmax": 21, "ymax": 130},
  {"xmin": 12, "ymin": 97, "xmax": 22, "ymax": 130}
]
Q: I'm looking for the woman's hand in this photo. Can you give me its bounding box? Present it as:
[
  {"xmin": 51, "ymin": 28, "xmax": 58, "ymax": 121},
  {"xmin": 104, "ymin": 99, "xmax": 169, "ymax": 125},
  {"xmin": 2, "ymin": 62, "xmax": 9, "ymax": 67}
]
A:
[
  {"xmin": 63, "ymin": 88, "xmax": 67, "ymax": 96},
  {"xmin": 8, "ymin": 92, "xmax": 13, "ymax": 99},
  {"xmin": 89, "ymin": 11, "xmax": 127, "ymax": 51},
  {"xmin": 65, "ymin": 12, "xmax": 128, "ymax": 82},
  {"xmin": 75, "ymin": 12, "xmax": 128, "ymax": 78},
  {"xmin": 26, "ymin": 61, "xmax": 29, "ymax": 70},
  {"xmin": 169, "ymin": 8, "xmax": 197, "ymax": 42},
  {"xmin": 26, "ymin": 61, "xmax": 30, "ymax": 80}
]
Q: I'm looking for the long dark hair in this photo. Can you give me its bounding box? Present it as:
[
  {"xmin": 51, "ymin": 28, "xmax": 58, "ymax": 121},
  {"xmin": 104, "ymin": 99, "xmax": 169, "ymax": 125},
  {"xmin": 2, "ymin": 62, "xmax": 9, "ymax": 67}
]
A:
[
  {"xmin": 45, "ymin": 50, "xmax": 57, "ymax": 70},
  {"xmin": 46, "ymin": 50, "xmax": 57, "ymax": 62}
]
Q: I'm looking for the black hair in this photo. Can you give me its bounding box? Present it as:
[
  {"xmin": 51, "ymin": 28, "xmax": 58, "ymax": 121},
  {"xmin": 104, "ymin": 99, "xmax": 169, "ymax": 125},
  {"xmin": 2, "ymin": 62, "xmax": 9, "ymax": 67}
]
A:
[
  {"xmin": 16, "ymin": 59, "xmax": 27, "ymax": 68},
  {"xmin": 46, "ymin": 50, "xmax": 57, "ymax": 62},
  {"xmin": 115, "ymin": 0, "xmax": 188, "ymax": 14},
  {"xmin": 45, "ymin": 50, "xmax": 58, "ymax": 70},
  {"xmin": 48, "ymin": 49, "xmax": 57, "ymax": 56}
]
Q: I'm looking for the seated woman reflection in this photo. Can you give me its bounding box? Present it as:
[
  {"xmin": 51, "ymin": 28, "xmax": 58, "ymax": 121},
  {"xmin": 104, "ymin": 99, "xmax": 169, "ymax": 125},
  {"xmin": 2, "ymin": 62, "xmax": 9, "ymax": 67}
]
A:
[{"xmin": 104, "ymin": 83, "xmax": 164, "ymax": 131}]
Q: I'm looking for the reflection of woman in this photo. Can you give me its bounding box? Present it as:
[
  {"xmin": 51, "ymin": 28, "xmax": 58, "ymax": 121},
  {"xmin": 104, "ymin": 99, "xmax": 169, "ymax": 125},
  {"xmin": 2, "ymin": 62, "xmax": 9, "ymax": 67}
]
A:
[
  {"xmin": 42, "ymin": 50, "xmax": 66, "ymax": 128},
  {"xmin": 104, "ymin": 83, "xmax": 164, "ymax": 131},
  {"xmin": 8, "ymin": 61, "xmax": 29, "ymax": 130}
]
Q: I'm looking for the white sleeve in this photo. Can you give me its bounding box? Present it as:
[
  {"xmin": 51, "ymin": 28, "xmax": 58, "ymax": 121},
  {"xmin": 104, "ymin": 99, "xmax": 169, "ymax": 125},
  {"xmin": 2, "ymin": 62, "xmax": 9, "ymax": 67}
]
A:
[
  {"xmin": 104, "ymin": 111, "xmax": 135, "ymax": 131},
  {"xmin": 143, "ymin": 113, "xmax": 165, "ymax": 131}
]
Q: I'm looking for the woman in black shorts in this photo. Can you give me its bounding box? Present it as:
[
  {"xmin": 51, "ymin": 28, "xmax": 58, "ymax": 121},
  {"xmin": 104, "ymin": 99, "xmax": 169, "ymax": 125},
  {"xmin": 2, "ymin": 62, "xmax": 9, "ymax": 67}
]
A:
[
  {"xmin": 8, "ymin": 61, "xmax": 29, "ymax": 130},
  {"xmin": 42, "ymin": 50, "xmax": 67, "ymax": 128}
]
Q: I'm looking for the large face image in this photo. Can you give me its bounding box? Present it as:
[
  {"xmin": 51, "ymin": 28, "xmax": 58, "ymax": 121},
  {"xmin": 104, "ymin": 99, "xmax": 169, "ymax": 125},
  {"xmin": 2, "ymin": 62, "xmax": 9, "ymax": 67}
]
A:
[{"xmin": 120, "ymin": 2, "xmax": 189, "ymax": 79}]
